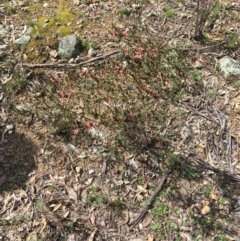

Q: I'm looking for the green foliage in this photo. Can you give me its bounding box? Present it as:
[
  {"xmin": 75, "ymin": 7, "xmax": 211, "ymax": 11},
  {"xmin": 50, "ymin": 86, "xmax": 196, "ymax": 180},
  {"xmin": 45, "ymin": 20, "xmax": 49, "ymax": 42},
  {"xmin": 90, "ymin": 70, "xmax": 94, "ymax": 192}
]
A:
[
  {"xmin": 6, "ymin": 5, "xmax": 16, "ymax": 14},
  {"xmin": 183, "ymin": 166, "xmax": 201, "ymax": 180},
  {"xmin": 230, "ymin": 79, "xmax": 240, "ymax": 90},
  {"xmin": 215, "ymin": 235, "xmax": 228, "ymax": 241},
  {"xmin": 88, "ymin": 187, "xmax": 108, "ymax": 205},
  {"xmin": 167, "ymin": 153, "xmax": 182, "ymax": 170},
  {"xmin": 226, "ymin": 33, "xmax": 240, "ymax": 49},
  {"xmin": 151, "ymin": 222, "xmax": 160, "ymax": 230},
  {"xmin": 77, "ymin": 12, "xmax": 83, "ymax": 18},
  {"xmin": 217, "ymin": 196, "xmax": 227, "ymax": 205},
  {"xmin": 203, "ymin": 184, "xmax": 212, "ymax": 197},
  {"xmin": 118, "ymin": 7, "xmax": 131, "ymax": 16},
  {"xmin": 160, "ymin": 184, "xmax": 174, "ymax": 198},
  {"xmin": 81, "ymin": 39, "xmax": 89, "ymax": 48},
  {"xmin": 91, "ymin": 40, "xmax": 98, "ymax": 49},
  {"xmin": 189, "ymin": 69, "xmax": 202, "ymax": 82},
  {"xmin": 134, "ymin": 177, "xmax": 143, "ymax": 185},
  {"xmin": 6, "ymin": 75, "xmax": 28, "ymax": 95},
  {"xmin": 54, "ymin": 110, "xmax": 76, "ymax": 136},
  {"xmin": 34, "ymin": 200, "xmax": 45, "ymax": 213},
  {"xmin": 164, "ymin": 8, "xmax": 176, "ymax": 18},
  {"xmin": 212, "ymin": 3, "xmax": 222, "ymax": 16},
  {"xmin": 152, "ymin": 203, "xmax": 169, "ymax": 217}
]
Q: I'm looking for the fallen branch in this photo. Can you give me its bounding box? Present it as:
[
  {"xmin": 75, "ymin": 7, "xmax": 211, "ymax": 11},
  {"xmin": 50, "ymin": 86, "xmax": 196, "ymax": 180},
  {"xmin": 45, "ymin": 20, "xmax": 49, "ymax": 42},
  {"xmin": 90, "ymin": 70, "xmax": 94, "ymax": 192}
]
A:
[
  {"xmin": 192, "ymin": 155, "xmax": 240, "ymax": 182},
  {"xmin": 128, "ymin": 174, "xmax": 167, "ymax": 228},
  {"xmin": 18, "ymin": 50, "xmax": 121, "ymax": 69}
]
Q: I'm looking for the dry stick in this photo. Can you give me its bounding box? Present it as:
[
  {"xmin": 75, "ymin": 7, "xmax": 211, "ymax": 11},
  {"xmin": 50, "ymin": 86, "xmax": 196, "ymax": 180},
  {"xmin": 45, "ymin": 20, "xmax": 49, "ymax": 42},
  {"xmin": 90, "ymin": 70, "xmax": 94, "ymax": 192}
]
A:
[
  {"xmin": 18, "ymin": 50, "xmax": 121, "ymax": 69},
  {"xmin": 191, "ymin": 153, "xmax": 240, "ymax": 182},
  {"xmin": 128, "ymin": 174, "xmax": 167, "ymax": 228},
  {"xmin": 227, "ymin": 130, "xmax": 233, "ymax": 174}
]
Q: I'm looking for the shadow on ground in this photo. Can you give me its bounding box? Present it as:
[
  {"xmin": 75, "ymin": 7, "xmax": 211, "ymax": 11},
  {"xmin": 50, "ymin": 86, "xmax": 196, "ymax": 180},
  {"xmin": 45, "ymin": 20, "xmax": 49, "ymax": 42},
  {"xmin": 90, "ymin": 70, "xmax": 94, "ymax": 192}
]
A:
[{"xmin": 0, "ymin": 130, "xmax": 37, "ymax": 192}]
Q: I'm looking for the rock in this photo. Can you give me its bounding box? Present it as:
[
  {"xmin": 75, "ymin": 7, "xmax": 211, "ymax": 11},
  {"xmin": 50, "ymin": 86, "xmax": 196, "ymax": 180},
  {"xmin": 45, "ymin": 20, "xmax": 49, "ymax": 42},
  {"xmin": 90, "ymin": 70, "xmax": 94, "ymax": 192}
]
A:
[
  {"xmin": 58, "ymin": 35, "xmax": 82, "ymax": 59},
  {"xmin": 14, "ymin": 35, "xmax": 31, "ymax": 45},
  {"xmin": 219, "ymin": 56, "xmax": 240, "ymax": 78},
  {"xmin": 50, "ymin": 49, "xmax": 58, "ymax": 58},
  {"xmin": 0, "ymin": 28, "xmax": 8, "ymax": 37},
  {"xmin": 88, "ymin": 47, "xmax": 96, "ymax": 57}
]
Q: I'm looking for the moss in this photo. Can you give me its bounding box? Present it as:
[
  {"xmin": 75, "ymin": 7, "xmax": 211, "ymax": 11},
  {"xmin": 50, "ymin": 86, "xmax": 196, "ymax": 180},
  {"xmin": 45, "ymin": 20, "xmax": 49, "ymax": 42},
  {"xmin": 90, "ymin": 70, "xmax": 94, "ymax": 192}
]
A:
[
  {"xmin": 37, "ymin": 17, "xmax": 49, "ymax": 27},
  {"xmin": 25, "ymin": 9, "xmax": 76, "ymax": 62},
  {"xmin": 58, "ymin": 25, "xmax": 72, "ymax": 37},
  {"xmin": 49, "ymin": 17, "xmax": 56, "ymax": 26},
  {"xmin": 230, "ymin": 79, "xmax": 240, "ymax": 90},
  {"xmin": 28, "ymin": 3, "xmax": 40, "ymax": 10},
  {"xmin": 25, "ymin": 39, "xmax": 48, "ymax": 62},
  {"xmin": 57, "ymin": 11, "xmax": 74, "ymax": 24}
]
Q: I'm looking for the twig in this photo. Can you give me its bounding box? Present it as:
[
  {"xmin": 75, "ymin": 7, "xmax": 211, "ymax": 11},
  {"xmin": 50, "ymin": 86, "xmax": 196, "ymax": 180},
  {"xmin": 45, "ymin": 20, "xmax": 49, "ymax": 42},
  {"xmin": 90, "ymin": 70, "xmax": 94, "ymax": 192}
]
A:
[
  {"xmin": 191, "ymin": 152, "xmax": 240, "ymax": 182},
  {"xmin": 128, "ymin": 174, "xmax": 167, "ymax": 228},
  {"xmin": 18, "ymin": 50, "xmax": 121, "ymax": 69},
  {"xmin": 227, "ymin": 131, "xmax": 233, "ymax": 174}
]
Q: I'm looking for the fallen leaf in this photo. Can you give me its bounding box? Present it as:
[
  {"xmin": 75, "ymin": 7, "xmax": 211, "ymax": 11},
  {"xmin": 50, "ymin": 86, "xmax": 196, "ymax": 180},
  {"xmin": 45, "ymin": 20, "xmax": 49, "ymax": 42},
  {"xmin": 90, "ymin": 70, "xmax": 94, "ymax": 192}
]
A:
[
  {"xmin": 201, "ymin": 205, "xmax": 211, "ymax": 215},
  {"xmin": 142, "ymin": 213, "xmax": 153, "ymax": 228},
  {"xmin": 28, "ymin": 175, "xmax": 36, "ymax": 183},
  {"xmin": 137, "ymin": 185, "xmax": 147, "ymax": 193},
  {"xmin": 88, "ymin": 229, "xmax": 97, "ymax": 241},
  {"xmin": 52, "ymin": 203, "xmax": 62, "ymax": 212},
  {"xmin": 65, "ymin": 186, "xmax": 78, "ymax": 201},
  {"xmin": 64, "ymin": 210, "xmax": 70, "ymax": 218},
  {"xmin": 75, "ymin": 166, "xmax": 81, "ymax": 173},
  {"xmin": 90, "ymin": 212, "xmax": 95, "ymax": 225},
  {"xmin": 81, "ymin": 189, "xmax": 88, "ymax": 204},
  {"xmin": 210, "ymin": 190, "xmax": 217, "ymax": 200},
  {"xmin": 148, "ymin": 234, "xmax": 154, "ymax": 241},
  {"xmin": 40, "ymin": 215, "xmax": 47, "ymax": 233},
  {"xmin": 117, "ymin": 210, "xmax": 129, "ymax": 225}
]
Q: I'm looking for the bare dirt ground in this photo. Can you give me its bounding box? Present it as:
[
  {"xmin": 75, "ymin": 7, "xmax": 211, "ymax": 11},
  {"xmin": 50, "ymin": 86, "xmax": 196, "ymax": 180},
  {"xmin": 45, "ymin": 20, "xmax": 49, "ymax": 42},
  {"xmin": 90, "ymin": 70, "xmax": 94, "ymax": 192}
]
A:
[{"xmin": 1, "ymin": 0, "xmax": 240, "ymax": 240}]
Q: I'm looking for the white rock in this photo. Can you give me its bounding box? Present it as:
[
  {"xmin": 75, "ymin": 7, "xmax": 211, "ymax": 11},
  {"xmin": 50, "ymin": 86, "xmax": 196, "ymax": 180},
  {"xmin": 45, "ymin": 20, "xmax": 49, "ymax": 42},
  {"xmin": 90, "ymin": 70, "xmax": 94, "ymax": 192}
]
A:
[{"xmin": 219, "ymin": 56, "xmax": 240, "ymax": 78}]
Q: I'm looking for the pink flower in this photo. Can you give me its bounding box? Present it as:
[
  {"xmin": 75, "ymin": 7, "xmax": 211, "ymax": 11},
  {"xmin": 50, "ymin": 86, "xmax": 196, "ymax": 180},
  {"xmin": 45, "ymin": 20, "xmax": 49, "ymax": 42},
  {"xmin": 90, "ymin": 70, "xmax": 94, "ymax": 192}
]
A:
[
  {"xmin": 132, "ymin": 46, "xmax": 144, "ymax": 60},
  {"xmin": 85, "ymin": 119, "xmax": 99, "ymax": 131},
  {"xmin": 122, "ymin": 29, "xmax": 129, "ymax": 39},
  {"xmin": 157, "ymin": 72, "xmax": 162, "ymax": 79},
  {"xmin": 71, "ymin": 129, "xmax": 79, "ymax": 135},
  {"xmin": 115, "ymin": 67, "xmax": 124, "ymax": 78},
  {"xmin": 57, "ymin": 90, "xmax": 65, "ymax": 98}
]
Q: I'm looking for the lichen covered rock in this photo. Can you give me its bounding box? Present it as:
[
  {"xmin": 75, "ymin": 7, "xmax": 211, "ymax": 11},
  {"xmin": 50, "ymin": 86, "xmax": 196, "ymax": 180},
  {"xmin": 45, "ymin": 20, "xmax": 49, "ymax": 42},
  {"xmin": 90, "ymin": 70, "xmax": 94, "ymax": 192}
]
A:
[{"xmin": 58, "ymin": 34, "xmax": 82, "ymax": 59}]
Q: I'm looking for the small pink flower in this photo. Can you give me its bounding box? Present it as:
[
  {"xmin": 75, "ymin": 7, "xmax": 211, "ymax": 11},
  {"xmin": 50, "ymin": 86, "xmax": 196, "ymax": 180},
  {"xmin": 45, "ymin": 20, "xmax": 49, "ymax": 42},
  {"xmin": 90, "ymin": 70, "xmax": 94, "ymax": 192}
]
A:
[
  {"xmin": 85, "ymin": 121, "xmax": 91, "ymax": 130},
  {"xmin": 122, "ymin": 29, "xmax": 129, "ymax": 39},
  {"xmin": 85, "ymin": 119, "xmax": 99, "ymax": 131},
  {"xmin": 157, "ymin": 72, "xmax": 162, "ymax": 79},
  {"xmin": 57, "ymin": 90, "xmax": 65, "ymax": 98},
  {"xmin": 132, "ymin": 46, "xmax": 144, "ymax": 60},
  {"xmin": 115, "ymin": 67, "xmax": 124, "ymax": 78},
  {"xmin": 164, "ymin": 81, "xmax": 171, "ymax": 88},
  {"xmin": 92, "ymin": 119, "xmax": 99, "ymax": 129},
  {"xmin": 71, "ymin": 129, "xmax": 79, "ymax": 135}
]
